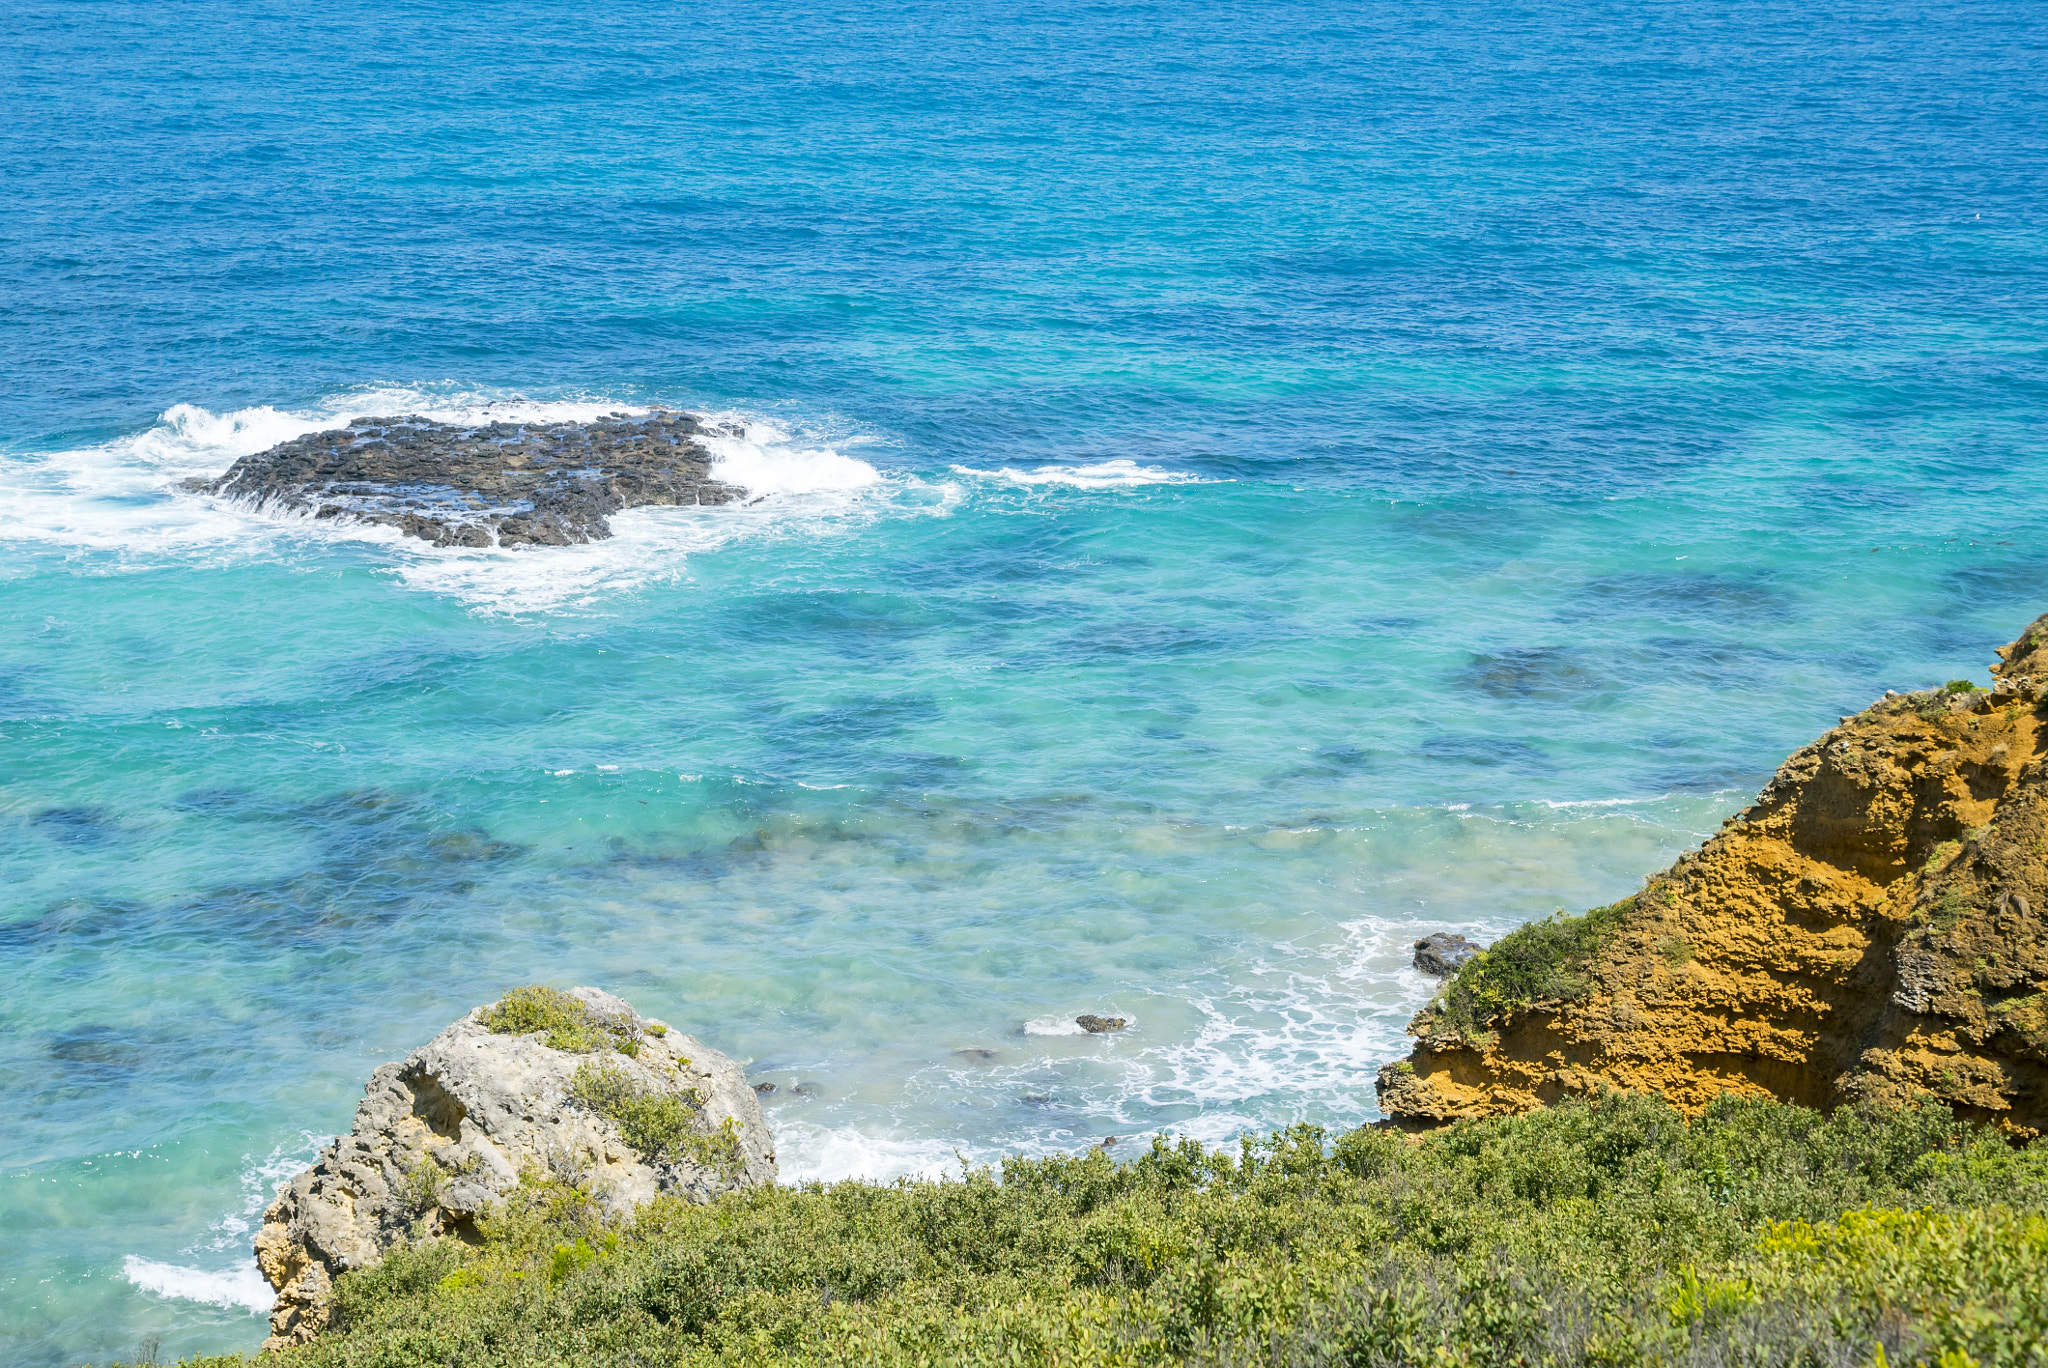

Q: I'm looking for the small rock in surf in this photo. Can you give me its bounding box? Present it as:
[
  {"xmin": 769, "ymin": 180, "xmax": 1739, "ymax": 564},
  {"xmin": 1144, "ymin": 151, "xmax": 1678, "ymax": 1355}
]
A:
[
  {"xmin": 1076, "ymin": 1014, "xmax": 1127, "ymax": 1034},
  {"xmin": 1414, "ymin": 932, "xmax": 1482, "ymax": 978}
]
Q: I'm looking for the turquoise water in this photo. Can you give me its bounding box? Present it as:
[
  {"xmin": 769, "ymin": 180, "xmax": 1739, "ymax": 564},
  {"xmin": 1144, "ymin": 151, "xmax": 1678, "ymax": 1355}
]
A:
[{"xmin": 4, "ymin": 0, "xmax": 2047, "ymax": 1361}]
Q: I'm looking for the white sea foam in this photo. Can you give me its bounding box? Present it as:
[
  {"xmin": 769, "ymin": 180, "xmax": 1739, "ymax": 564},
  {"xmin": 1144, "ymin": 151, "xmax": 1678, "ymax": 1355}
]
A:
[
  {"xmin": 1022, "ymin": 1016, "xmax": 1089, "ymax": 1036},
  {"xmin": 1536, "ymin": 793, "xmax": 1675, "ymax": 810},
  {"xmin": 950, "ymin": 458, "xmax": 1206, "ymax": 489},
  {"xmin": 203, "ymin": 1134, "xmax": 323, "ymax": 1249},
  {"xmin": 122, "ymin": 1255, "xmax": 272, "ymax": 1313},
  {"xmin": 697, "ymin": 416, "xmax": 883, "ymax": 497},
  {"xmin": 770, "ymin": 1121, "xmax": 966, "ymax": 1184},
  {"xmin": 118, "ymin": 1133, "xmax": 321, "ymax": 1313},
  {"xmin": 1113, "ymin": 984, "xmax": 1408, "ymax": 1124},
  {"xmin": 0, "ymin": 387, "xmax": 908, "ymax": 613}
]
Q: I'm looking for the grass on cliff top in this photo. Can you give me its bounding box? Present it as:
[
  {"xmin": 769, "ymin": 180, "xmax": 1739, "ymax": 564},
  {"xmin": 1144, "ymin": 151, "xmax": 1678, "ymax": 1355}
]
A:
[
  {"xmin": 137, "ymin": 1093, "xmax": 2047, "ymax": 1368},
  {"xmin": 1428, "ymin": 894, "xmax": 1637, "ymax": 1041},
  {"xmin": 481, "ymin": 985, "xmax": 640, "ymax": 1056}
]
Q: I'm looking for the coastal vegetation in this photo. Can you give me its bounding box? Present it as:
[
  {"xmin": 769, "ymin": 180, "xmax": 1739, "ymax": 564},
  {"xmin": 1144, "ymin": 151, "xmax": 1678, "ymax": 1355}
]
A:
[
  {"xmin": 566, "ymin": 1060, "xmax": 749, "ymax": 1181},
  {"xmin": 165, "ymin": 626, "xmax": 2048, "ymax": 1367},
  {"xmin": 481, "ymin": 986, "xmax": 644, "ymax": 1057},
  {"xmin": 148, "ymin": 1093, "xmax": 2044, "ymax": 1367},
  {"xmin": 1422, "ymin": 894, "xmax": 1638, "ymax": 1044}
]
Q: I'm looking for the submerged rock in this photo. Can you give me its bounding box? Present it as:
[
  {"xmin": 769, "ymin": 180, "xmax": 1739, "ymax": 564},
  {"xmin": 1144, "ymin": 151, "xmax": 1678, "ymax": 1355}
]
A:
[
  {"xmin": 1378, "ymin": 614, "xmax": 2048, "ymax": 1136},
  {"xmin": 253, "ymin": 986, "xmax": 774, "ymax": 1350},
  {"xmin": 1413, "ymin": 932, "xmax": 1482, "ymax": 978},
  {"xmin": 188, "ymin": 409, "xmax": 742, "ymax": 547}
]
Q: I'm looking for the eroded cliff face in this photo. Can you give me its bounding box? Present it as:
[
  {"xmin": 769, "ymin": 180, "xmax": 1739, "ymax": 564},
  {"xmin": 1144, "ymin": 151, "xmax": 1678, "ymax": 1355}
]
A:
[{"xmin": 1378, "ymin": 614, "xmax": 2048, "ymax": 1136}]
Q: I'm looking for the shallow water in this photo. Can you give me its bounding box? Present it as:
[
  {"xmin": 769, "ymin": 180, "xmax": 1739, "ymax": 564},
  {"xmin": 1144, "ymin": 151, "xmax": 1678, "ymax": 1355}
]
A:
[{"xmin": 4, "ymin": 0, "xmax": 2048, "ymax": 1361}]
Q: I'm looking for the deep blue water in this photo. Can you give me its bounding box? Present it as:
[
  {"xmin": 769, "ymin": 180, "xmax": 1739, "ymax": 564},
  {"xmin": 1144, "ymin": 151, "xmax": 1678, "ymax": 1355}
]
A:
[{"xmin": 4, "ymin": 1, "xmax": 2047, "ymax": 1362}]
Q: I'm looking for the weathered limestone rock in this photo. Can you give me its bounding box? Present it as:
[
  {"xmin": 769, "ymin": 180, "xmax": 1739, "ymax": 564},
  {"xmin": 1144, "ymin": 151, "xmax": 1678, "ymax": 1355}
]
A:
[
  {"xmin": 188, "ymin": 408, "xmax": 743, "ymax": 546},
  {"xmin": 253, "ymin": 987, "xmax": 774, "ymax": 1350},
  {"xmin": 1377, "ymin": 614, "xmax": 2048, "ymax": 1136}
]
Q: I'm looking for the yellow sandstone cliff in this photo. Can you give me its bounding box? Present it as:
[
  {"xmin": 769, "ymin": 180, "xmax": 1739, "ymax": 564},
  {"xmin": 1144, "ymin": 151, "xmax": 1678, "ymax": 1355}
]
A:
[{"xmin": 1377, "ymin": 613, "xmax": 2048, "ymax": 1136}]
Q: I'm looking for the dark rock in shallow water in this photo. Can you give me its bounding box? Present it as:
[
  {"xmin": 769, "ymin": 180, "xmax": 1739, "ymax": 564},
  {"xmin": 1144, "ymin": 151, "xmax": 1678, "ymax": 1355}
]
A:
[
  {"xmin": 1414, "ymin": 932, "xmax": 1482, "ymax": 978},
  {"xmin": 1076, "ymin": 1014, "xmax": 1127, "ymax": 1034},
  {"xmin": 186, "ymin": 408, "xmax": 743, "ymax": 546}
]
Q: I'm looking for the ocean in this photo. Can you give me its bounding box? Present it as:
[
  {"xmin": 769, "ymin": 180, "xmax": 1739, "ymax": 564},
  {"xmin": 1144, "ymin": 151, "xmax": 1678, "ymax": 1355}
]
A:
[{"xmin": 3, "ymin": 0, "xmax": 2045, "ymax": 1360}]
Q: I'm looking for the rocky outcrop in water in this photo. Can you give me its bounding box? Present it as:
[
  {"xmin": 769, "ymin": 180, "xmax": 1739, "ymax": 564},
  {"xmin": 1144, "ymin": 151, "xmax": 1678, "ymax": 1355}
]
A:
[
  {"xmin": 1378, "ymin": 614, "xmax": 2048, "ymax": 1137},
  {"xmin": 189, "ymin": 409, "xmax": 742, "ymax": 546},
  {"xmin": 253, "ymin": 987, "xmax": 774, "ymax": 1350},
  {"xmin": 1413, "ymin": 932, "xmax": 1482, "ymax": 978}
]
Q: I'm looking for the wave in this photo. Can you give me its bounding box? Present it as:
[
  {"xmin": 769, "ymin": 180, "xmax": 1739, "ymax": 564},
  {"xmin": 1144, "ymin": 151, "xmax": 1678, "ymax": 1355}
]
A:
[
  {"xmin": 759, "ymin": 916, "xmax": 1465, "ymax": 1189},
  {"xmin": 0, "ymin": 386, "xmax": 908, "ymax": 613},
  {"xmin": 769, "ymin": 1120, "xmax": 967, "ymax": 1184},
  {"xmin": 949, "ymin": 458, "xmax": 1207, "ymax": 489},
  {"xmin": 696, "ymin": 416, "xmax": 883, "ymax": 496},
  {"xmin": 116, "ymin": 1132, "xmax": 321, "ymax": 1314},
  {"xmin": 122, "ymin": 1255, "xmax": 272, "ymax": 1313}
]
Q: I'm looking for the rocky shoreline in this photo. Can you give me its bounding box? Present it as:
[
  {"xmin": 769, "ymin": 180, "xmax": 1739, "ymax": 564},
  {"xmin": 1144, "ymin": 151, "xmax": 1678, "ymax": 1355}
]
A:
[
  {"xmin": 186, "ymin": 408, "xmax": 744, "ymax": 546},
  {"xmin": 244, "ymin": 617, "xmax": 2048, "ymax": 1354},
  {"xmin": 1378, "ymin": 613, "xmax": 2048, "ymax": 1136}
]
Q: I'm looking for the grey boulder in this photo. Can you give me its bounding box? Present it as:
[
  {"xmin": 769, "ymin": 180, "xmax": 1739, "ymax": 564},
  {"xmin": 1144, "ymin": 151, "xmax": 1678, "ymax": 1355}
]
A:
[
  {"xmin": 1414, "ymin": 932, "xmax": 1483, "ymax": 978},
  {"xmin": 253, "ymin": 987, "xmax": 774, "ymax": 1349}
]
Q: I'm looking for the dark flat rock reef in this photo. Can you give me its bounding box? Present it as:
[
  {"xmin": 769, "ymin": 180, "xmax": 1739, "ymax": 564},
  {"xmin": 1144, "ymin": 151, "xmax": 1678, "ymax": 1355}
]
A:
[{"xmin": 186, "ymin": 408, "xmax": 744, "ymax": 546}]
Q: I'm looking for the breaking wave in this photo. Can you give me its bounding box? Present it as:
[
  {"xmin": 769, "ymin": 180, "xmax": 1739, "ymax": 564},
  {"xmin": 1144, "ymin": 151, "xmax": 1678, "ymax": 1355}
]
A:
[{"xmin": 122, "ymin": 1256, "xmax": 272, "ymax": 1313}]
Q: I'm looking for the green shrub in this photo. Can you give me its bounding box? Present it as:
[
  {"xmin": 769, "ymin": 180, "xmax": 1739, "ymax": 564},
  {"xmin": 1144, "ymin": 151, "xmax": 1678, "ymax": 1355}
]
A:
[
  {"xmin": 1429, "ymin": 896, "xmax": 1636, "ymax": 1039},
  {"xmin": 480, "ymin": 985, "xmax": 640, "ymax": 1056},
  {"xmin": 568, "ymin": 1059, "xmax": 741, "ymax": 1178},
  {"xmin": 148, "ymin": 1092, "xmax": 2038, "ymax": 1368},
  {"xmin": 1941, "ymin": 680, "xmax": 1980, "ymax": 696}
]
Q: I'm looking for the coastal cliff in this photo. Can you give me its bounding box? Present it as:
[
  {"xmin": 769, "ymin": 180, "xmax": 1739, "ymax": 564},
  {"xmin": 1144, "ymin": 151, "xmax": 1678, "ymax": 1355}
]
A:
[{"xmin": 1378, "ymin": 614, "xmax": 2048, "ymax": 1135}]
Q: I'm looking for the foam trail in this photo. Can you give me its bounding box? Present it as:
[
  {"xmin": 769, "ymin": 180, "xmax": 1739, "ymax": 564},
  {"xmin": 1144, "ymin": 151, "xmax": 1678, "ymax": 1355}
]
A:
[
  {"xmin": 122, "ymin": 1255, "xmax": 272, "ymax": 1313},
  {"xmin": 951, "ymin": 459, "xmax": 1206, "ymax": 489}
]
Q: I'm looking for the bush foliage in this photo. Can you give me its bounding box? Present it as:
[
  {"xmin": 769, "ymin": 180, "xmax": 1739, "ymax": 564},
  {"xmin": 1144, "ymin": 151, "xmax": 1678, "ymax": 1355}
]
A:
[
  {"xmin": 567, "ymin": 1059, "xmax": 745, "ymax": 1179},
  {"xmin": 141, "ymin": 1094, "xmax": 2048, "ymax": 1368},
  {"xmin": 479, "ymin": 986, "xmax": 640, "ymax": 1056},
  {"xmin": 1428, "ymin": 896, "xmax": 1637, "ymax": 1040}
]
